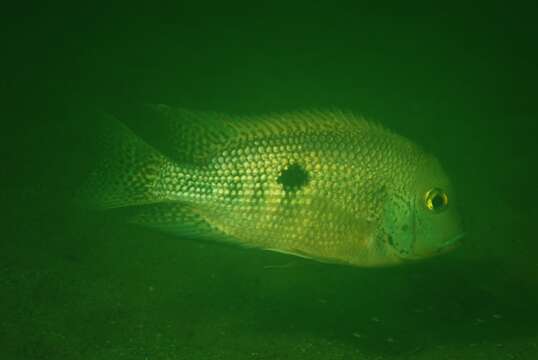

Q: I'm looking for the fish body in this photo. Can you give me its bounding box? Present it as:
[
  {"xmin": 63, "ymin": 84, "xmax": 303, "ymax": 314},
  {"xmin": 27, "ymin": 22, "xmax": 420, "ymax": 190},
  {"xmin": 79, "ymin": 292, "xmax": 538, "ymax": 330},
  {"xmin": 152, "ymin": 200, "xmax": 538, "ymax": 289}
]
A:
[{"xmin": 82, "ymin": 105, "xmax": 463, "ymax": 267}]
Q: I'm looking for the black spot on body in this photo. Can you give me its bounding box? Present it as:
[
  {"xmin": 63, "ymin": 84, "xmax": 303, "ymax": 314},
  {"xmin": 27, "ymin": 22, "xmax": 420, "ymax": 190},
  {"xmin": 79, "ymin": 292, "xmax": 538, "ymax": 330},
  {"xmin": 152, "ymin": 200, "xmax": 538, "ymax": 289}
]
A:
[{"xmin": 277, "ymin": 163, "xmax": 309, "ymax": 191}]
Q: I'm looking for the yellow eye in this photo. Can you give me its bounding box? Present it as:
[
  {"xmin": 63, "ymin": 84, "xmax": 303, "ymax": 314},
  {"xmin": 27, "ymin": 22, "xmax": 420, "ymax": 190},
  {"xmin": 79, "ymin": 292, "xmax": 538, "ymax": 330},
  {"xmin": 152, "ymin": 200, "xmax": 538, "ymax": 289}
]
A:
[{"xmin": 424, "ymin": 188, "xmax": 448, "ymax": 213}]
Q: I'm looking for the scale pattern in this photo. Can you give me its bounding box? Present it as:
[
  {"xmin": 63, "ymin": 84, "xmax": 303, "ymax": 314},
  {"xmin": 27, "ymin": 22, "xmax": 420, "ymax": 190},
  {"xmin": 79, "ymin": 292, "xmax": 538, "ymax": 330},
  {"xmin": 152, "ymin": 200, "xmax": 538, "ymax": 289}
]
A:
[{"xmin": 153, "ymin": 115, "xmax": 424, "ymax": 266}]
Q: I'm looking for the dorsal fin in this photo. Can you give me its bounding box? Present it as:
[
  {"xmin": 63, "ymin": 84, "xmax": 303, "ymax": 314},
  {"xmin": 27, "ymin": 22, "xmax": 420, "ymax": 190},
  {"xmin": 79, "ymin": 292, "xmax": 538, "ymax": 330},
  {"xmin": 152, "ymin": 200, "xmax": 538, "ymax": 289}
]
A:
[
  {"xmin": 120, "ymin": 104, "xmax": 385, "ymax": 165},
  {"xmin": 116, "ymin": 104, "xmax": 238, "ymax": 165}
]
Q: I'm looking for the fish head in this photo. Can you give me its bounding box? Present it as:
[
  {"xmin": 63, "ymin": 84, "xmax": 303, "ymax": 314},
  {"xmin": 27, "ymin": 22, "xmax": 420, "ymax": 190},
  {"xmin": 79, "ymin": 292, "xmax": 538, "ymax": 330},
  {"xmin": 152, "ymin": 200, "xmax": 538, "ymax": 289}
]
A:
[{"xmin": 382, "ymin": 154, "xmax": 464, "ymax": 262}]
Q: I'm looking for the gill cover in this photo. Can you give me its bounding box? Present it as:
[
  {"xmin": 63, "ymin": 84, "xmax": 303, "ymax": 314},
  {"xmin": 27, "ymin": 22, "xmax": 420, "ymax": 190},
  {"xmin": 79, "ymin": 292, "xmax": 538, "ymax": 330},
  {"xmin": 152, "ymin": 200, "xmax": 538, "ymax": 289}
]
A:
[{"xmin": 382, "ymin": 192, "xmax": 416, "ymax": 257}]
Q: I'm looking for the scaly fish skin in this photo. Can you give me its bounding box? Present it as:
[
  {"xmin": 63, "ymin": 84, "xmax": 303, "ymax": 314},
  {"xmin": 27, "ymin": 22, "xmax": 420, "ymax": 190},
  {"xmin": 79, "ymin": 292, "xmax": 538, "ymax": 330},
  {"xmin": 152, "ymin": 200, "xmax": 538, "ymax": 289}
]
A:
[{"xmin": 82, "ymin": 106, "xmax": 463, "ymax": 267}]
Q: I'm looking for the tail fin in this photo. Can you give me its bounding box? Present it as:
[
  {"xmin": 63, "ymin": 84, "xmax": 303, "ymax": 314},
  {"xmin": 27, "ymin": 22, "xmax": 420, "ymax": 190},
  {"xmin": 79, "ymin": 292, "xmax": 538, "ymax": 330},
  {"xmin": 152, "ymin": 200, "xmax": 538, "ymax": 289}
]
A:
[{"xmin": 78, "ymin": 112, "xmax": 167, "ymax": 209}]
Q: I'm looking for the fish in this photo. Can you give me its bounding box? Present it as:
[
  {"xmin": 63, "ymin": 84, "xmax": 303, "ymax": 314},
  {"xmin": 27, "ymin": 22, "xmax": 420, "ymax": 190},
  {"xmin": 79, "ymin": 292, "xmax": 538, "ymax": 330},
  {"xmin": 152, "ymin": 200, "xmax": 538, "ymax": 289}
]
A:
[{"xmin": 80, "ymin": 104, "xmax": 464, "ymax": 267}]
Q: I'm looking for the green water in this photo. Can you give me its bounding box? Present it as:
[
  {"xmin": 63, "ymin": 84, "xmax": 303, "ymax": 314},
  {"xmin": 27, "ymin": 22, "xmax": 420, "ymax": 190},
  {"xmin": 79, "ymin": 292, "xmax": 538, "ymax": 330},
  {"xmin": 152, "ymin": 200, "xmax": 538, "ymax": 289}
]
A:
[{"xmin": 2, "ymin": 1, "xmax": 537, "ymax": 359}]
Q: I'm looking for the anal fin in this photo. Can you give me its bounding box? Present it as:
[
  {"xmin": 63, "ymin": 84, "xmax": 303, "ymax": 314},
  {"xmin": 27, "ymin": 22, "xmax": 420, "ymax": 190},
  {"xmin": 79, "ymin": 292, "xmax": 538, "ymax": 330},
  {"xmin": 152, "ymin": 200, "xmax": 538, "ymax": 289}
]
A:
[{"xmin": 128, "ymin": 202, "xmax": 238, "ymax": 244}]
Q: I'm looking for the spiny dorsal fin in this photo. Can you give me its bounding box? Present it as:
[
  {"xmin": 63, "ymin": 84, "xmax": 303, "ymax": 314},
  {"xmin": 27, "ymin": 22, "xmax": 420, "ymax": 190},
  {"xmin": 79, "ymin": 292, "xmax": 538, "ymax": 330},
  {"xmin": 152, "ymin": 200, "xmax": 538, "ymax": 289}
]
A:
[
  {"xmin": 241, "ymin": 108, "xmax": 385, "ymax": 138},
  {"xmin": 122, "ymin": 104, "xmax": 387, "ymax": 165}
]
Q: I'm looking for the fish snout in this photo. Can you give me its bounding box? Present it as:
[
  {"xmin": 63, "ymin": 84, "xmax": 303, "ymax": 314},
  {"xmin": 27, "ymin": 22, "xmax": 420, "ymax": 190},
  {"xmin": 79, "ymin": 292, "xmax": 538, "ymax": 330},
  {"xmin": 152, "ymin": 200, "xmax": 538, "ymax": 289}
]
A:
[{"xmin": 436, "ymin": 232, "xmax": 465, "ymax": 254}]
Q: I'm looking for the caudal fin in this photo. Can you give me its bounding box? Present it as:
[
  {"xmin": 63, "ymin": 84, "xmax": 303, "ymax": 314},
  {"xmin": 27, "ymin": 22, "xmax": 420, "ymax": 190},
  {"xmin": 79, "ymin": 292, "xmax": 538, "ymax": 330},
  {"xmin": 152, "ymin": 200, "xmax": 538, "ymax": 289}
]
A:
[{"xmin": 78, "ymin": 112, "xmax": 167, "ymax": 209}]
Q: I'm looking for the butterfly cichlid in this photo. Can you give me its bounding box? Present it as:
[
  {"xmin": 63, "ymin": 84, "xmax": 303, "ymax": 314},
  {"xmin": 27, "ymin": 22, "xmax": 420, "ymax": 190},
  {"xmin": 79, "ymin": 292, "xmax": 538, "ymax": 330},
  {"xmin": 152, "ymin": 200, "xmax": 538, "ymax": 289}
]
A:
[{"xmin": 81, "ymin": 105, "xmax": 464, "ymax": 267}]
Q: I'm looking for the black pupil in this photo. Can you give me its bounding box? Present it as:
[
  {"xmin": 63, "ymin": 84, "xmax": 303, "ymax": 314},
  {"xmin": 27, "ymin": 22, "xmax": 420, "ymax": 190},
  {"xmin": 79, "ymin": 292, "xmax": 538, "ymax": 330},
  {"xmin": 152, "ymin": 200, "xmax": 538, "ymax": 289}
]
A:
[{"xmin": 432, "ymin": 194, "xmax": 445, "ymax": 209}]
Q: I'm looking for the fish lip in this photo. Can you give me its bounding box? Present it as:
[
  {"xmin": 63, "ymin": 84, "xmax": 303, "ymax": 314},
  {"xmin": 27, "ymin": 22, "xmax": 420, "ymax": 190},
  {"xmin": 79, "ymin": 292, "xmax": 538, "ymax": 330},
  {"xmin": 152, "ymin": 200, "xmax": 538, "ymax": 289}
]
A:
[
  {"xmin": 442, "ymin": 232, "xmax": 466, "ymax": 248},
  {"xmin": 435, "ymin": 232, "xmax": 465, "ymax": 254},
  {"xmin": 397, "ymin": 232, "xmax": 465, "ymax": 261}
]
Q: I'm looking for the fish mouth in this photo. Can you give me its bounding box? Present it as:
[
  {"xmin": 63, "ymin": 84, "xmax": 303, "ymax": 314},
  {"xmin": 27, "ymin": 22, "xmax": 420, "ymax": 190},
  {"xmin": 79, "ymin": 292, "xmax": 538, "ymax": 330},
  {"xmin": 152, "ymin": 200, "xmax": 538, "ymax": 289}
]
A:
[
  {"xmin": 437, "ymin": 232, "xmax": 465, "ymax": 253},
  {"xmin": 397, "ymin": 232, "xmax": 465, "ymax": 261}
]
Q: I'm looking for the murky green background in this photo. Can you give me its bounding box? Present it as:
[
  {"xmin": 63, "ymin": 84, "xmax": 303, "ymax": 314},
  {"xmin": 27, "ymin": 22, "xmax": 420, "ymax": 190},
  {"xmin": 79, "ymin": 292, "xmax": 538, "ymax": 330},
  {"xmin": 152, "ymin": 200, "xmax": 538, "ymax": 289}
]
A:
[{"xmin": 2, "ymin": 1, "xmax": 537, "ymax": 359}]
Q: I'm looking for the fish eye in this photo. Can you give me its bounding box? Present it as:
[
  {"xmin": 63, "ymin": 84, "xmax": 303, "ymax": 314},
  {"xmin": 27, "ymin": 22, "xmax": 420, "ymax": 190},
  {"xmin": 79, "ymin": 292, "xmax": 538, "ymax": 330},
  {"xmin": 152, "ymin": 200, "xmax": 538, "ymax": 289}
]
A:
[{"xmin": 424, "ymin": 188, "xmax": 448, "ymax": 213}]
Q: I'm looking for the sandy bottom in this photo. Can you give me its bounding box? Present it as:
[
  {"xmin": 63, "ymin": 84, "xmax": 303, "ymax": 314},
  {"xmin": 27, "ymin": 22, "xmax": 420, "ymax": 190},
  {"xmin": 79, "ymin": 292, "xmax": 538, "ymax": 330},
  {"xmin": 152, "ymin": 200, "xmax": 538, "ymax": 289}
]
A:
[{"xmin": 1, "ymin": 196, "xmax": 536, "ymax": 360}]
